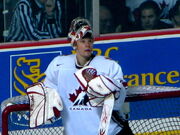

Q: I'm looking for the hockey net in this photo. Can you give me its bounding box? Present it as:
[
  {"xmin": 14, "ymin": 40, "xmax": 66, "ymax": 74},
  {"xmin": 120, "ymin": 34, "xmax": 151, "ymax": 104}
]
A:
[
  {"xmin": 1, "ymin": 95, "xmax": 64, "ymax": 135},
  {"xmin": 1, "ymin": 85, "xmax": 180, "ymax": 135},
  {"xmin": 126, "ymin": 85, "xmax": 180, "ymax": 135}
]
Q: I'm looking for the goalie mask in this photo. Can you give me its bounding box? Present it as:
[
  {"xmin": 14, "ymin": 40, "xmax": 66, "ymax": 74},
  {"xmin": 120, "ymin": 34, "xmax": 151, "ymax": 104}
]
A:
[{"xmin": 68, "ymin": 17, "xmax": 94, "ymax": 47}]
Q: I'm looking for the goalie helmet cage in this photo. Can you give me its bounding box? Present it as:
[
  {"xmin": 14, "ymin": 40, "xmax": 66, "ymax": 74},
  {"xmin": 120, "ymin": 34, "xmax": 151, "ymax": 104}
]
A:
[{"xmin": 1, "ymin": 86, "xmax": 180, "ymax": 135}]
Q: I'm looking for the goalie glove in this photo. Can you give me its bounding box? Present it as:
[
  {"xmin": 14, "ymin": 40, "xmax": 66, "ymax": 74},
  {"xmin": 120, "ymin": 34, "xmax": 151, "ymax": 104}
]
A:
[
  {"xmin": 26, "ymin": 82, "xmax": 63, "ymax": 128},
  {"xmin": 87, "ymin": 75, "xmax": 125, "ymax": 107},
  {"xmin": 75, "ymin": 66, "xmax": 124, "ymax": 107}
]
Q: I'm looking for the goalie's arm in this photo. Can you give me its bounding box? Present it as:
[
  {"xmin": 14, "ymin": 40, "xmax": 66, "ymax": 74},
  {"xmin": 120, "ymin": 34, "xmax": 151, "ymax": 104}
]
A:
[
  {"xmin": 75, "ymin": 65, "xmax": 127, "ymax": 108},
  {"xmin": 84, "ymin": 75, "xmax": 126, "ymax": 108},
  {"xmin": 107, "ymin": 60, "xmax": 127, "ymax": 111},
  {"xmin": 109, "ymin": 60, "xmax": 125, "ymax": 84}
]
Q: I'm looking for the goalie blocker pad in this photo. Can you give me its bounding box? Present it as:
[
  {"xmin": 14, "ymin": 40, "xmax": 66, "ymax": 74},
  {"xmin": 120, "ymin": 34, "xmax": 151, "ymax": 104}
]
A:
[
  {"xmin": 26, "ymin": 82, "xmax": 63, "ymax": 128},
  {"xmin": 87, "ymin": 75, "xmax": 123, "ymax": 107},
  {"xmin": 75, "ymin": 66, "xmax": 125, "ymax": 107},
  {"xmin": 75, "ymin": 66, "xmax": 127, "ymax": 135}
]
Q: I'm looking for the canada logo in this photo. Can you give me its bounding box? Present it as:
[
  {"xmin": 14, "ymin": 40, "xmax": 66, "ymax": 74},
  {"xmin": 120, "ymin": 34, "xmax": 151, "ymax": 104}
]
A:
[{"xmin": 69, "ymin": 87, "xmax": 89, "ymax": 106}]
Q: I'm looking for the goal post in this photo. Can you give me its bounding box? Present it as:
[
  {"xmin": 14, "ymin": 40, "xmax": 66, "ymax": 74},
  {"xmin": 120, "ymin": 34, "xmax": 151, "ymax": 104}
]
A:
[
  {"xmin": 1, "ymin": 85, "xmax": 180, "ymax": 135},
  {"xmin": 1, "ymin": 96, "xmax": 64, "ymax": 135},
  {"xmin": 2, "ymin": 104, "xmax": 30, "ymax": 135}
]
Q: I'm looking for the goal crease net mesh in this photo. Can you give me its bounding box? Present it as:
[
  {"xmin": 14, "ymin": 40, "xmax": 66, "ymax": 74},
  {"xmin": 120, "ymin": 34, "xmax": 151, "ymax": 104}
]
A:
[{"xmin": 1, "ymin": 85, "xmax": 180, "ymax": 135}]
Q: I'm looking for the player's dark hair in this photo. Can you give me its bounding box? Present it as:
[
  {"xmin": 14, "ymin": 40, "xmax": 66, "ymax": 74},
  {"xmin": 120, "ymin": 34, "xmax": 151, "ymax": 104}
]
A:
[{"xmin": 82, "ymin": 32, "xmax": 93, "ymax": 39}]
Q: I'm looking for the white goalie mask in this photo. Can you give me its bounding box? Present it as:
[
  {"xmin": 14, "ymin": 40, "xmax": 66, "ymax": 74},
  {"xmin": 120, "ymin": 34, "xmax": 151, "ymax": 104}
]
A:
[{"xmin": 68, "ymin": 17, "xmax": 94, "ymax": 47}]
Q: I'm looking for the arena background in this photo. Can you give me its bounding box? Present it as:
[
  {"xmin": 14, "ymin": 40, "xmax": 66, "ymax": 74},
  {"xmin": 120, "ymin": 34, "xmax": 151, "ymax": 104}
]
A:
[
  {"xmin": 0, "ymin": 29, "xmax": 180, "ymax": 103},
  {"xmin": 0, "ymin": 30, "xmax": 180, "ymax": 132}
]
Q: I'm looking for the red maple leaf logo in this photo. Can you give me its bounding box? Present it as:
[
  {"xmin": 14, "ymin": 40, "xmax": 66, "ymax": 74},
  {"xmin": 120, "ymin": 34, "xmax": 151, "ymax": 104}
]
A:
[{"xmin": 69, "ymin": 87, "xmax": 84, "ymax": 102}]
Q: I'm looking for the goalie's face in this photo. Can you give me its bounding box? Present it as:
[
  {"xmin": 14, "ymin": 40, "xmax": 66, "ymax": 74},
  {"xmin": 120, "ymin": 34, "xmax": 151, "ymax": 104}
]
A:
[{"xmin": 75, "ymin": 38, "xmax": 94, "ymax": 61}]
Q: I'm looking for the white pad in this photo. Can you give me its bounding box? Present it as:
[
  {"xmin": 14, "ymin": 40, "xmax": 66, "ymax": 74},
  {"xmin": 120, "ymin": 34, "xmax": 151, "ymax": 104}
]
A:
[
  {"xmin": 88, "ymin": 75, "xmax": 121, "ymax": 96},
  {"xmin": 98, "ymin": 94, "xmax": 114, "ymax": 135},
  {"xmin": 27, "ymin": 82, "xmax": 63, "ymax": 128},
  {"xmin": 75, "ymin": 66, "xmax": 123, "ymax": 107},
  {"xmin": 87, "ymin": 75, "xmax": 122, "ymax": 107}
]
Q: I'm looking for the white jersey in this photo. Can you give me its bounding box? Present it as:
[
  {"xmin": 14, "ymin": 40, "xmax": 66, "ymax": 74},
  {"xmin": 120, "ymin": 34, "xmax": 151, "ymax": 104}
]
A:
[{"xmin": 44, "ymin": 54, "xmax": 125, "ymax": 135}]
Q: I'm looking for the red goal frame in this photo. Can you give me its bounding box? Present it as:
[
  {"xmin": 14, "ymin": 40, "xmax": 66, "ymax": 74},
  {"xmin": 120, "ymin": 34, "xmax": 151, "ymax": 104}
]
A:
[{"xmin": 1, "ymin": 87, "xmax": 180, "ymax": 135}]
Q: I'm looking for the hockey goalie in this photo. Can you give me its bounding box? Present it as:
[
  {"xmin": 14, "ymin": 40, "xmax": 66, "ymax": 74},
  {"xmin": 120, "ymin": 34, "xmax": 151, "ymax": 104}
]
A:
[
  {"xmin": 27, "ymin": 17, "xmax": 134, "ymax": 135},
  {"xmin": 27, "ymin": 66, "xmax": 132, "ymax": 135}
]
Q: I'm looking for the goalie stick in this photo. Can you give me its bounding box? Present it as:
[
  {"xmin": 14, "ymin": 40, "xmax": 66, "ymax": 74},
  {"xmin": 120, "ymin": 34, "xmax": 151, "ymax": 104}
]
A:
[{"xmin": 98, "ymin": 93, "xmax": 115, "ymax": 135}]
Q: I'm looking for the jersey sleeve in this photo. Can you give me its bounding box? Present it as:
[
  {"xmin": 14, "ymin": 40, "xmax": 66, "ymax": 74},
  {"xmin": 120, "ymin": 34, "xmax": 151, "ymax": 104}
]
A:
[
  {"xmin": 106, "ymin": 59, "xmax": 126, "ymax": 111},
  {"xmin": 44, "ymin": 56, "xmax": 61, "ymax": 90},
  {"xmin": 108, "ymin": 59, "xmax": 124, "ymax": 82}
]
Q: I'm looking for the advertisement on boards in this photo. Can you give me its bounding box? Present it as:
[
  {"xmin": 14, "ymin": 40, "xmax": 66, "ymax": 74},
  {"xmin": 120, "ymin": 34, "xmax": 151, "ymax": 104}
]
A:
[{"xmin": 0, "ymin": 35, "xmax": 180, "ymax": 103}]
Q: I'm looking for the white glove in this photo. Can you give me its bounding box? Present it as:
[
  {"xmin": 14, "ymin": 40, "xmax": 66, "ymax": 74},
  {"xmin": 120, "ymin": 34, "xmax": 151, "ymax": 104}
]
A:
[
  {"xmin": 27, "ymin": 82, "xmax": 63, "ymax": 128},
  {"xmin": 75, "ymin": 66, "xmax": 123, "ymax": 107},
  {"xmin": 87, "ymin": 75, "xmax": 123, "ymax": 107}
]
